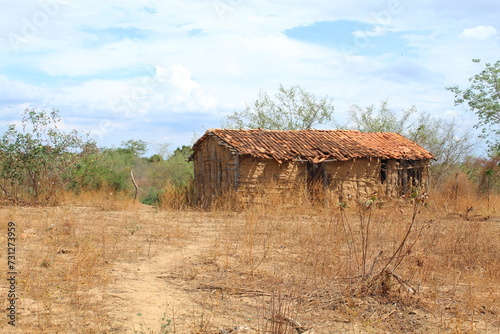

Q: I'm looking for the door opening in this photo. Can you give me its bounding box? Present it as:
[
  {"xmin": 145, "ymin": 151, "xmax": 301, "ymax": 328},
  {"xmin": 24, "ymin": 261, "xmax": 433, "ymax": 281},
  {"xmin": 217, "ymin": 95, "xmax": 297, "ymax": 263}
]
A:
[{"xmin": 307, "ymin": 162, "xmax": 325, "ymax": 201}]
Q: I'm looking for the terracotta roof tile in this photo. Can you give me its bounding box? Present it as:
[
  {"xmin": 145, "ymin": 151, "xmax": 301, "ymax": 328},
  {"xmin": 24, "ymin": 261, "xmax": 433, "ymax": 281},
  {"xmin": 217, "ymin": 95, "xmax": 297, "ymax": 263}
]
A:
[{"xmin": 193, "ymin": 129, "xmax": 434, "ymax": 162}]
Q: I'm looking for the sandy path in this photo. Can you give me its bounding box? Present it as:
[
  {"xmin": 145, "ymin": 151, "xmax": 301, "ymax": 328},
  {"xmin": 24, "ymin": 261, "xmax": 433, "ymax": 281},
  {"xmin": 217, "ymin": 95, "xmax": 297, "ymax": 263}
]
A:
[{"xmin": 105, "ymin": 213, "xmax": 220, "ymax": 333}]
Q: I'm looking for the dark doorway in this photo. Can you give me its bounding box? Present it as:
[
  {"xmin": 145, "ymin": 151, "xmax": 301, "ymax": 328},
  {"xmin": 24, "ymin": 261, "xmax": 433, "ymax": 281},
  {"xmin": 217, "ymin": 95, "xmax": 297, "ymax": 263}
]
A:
[
  {"xmin": 307, "ymin": 162, "xmax": 325, "ymax": 201},
  {"xmin": 380, "ymin": 159, "xmax": 388, "ymax": 183},
  {"xmin": 398, "ymin": 160, "xmax": 423, "ymax": 195}
]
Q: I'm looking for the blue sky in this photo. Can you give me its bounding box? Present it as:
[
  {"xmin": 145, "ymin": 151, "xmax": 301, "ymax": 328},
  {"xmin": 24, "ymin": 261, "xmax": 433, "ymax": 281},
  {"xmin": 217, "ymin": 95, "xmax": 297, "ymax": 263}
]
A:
[
  {"xmin": 286, "ymin": 20, "xmax": 413, "ymax": 57},
  {"xmin": 1, "ymin": 0, "xmax": 499, "ymax": 156}
]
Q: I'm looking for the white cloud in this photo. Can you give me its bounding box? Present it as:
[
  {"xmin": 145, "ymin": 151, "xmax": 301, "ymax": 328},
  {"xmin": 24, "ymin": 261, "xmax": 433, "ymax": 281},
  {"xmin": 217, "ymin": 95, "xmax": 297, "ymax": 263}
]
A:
[
  {"xmin": 1, "ymin": 1, "xmax": 499, "ymax": 155},
  {"xmin": 151, "ymin": 65, "xmax": 218, "ymax": 112},
  {"xmin": 0, "ymin": 75, "xmax": 43, "ymax": 105},
  {"xmin": 156, "ymin": 65, "xmax": 200, "ymax": 94},
  {"xmin": 460, "ymin": 25, "xmax": 497, "ymax": 40},
  {"xmin": 45, "ymin": 64, "xmax": 218, "ymax": 121}
]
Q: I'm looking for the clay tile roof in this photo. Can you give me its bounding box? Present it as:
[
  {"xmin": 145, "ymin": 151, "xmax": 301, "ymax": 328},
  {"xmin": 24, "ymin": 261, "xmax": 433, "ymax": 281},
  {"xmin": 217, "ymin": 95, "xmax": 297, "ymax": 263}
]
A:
[{"xmin": 192, "ymin": 129, "xmax": 434, "ymax": 162}]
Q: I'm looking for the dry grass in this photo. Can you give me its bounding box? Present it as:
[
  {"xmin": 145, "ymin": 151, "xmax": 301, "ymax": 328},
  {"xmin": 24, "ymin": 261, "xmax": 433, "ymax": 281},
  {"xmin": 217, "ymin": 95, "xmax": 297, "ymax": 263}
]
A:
[
  {"xmin": 0, "ymin": 192, "xmax": 192, "ymax": 333},
  {"xmin": 0, "ymin": 179, "xmax": 498, "ymax": 333},
  {"xmin": 199, "ymin": 180, "xmax": 499, "ymax": 333}
]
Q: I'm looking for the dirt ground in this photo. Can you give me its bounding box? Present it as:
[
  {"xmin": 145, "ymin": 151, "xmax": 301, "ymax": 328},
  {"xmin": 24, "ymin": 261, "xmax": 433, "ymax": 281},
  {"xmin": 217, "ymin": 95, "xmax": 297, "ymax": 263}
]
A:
[
  {"xmin": 1, "ymin": 204, "xmax": 499, "ymax": 333},
  {"xmin": 105, "ymin": 208, "xmax": 228, "ymax": 333},
  {"xmin": 103, "ymin": 207, "xmax": 372, "ymax": 334},
  {"xmin": 103, "ymin": 206, "xmax": 500, "ymax": 334}
]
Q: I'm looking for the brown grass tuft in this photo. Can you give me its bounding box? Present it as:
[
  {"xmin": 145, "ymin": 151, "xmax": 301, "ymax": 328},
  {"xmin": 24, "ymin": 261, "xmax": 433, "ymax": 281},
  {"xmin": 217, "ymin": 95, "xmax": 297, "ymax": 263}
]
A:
[{"xmin": 1, "ymin": 183, "xmax": 498, "ymax": 333}]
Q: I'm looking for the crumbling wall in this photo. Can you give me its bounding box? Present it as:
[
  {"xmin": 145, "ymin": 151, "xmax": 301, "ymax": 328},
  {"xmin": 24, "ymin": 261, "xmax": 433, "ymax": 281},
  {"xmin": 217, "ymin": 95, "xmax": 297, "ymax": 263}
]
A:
[
  {"xmin": 325, "ymin": 158, "xmax": 383, "ymax": 202},
  {"xmin": 325, "ymin": 158, "xmax": 431, "ymax": 203},
  {"xmin": 384, "ymin": 159, "xmax": 400, "ymax": 198},
  {"xmin": 237, "ymin": 158, "xmax": 306, "ymax": 203},
  {"xmin": 384, "ymin": 159, "xmax": 431, "ymax": 197},
  {"xmin": 193, "ymin": 135, "xmax": 236, "ymax": 205}
]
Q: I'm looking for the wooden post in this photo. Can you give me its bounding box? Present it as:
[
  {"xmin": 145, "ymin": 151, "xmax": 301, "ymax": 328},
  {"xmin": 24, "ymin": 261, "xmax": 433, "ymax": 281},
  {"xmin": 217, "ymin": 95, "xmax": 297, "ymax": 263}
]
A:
[
  {"xmin": 425, "ymin": 160, "xmax": 430, "ymax": 194},
  {"xmin": 130, "ymin": 169, "xmax": 138, "ymax": 202},
  {"xmin": 234, "ymin": 153, "xmax": 239, "ymax": 191},
  {"xmin": 323, "ymin": 163, "xmax": 328, "ymax": 207},
  {"xmin": 197, "ymin": 150, "xmax": 203, "ymax": 205},
  {"xmin": 304, "ymin": 162, "xmax": 308, "ymax": 199}
]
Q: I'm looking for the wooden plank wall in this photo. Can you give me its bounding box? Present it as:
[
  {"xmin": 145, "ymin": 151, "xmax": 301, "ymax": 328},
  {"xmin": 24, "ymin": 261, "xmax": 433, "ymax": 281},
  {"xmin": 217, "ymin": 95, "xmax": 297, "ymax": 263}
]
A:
[{"xmin": 193, "ymin": 135, "xmax": 236, "ymax": 205}]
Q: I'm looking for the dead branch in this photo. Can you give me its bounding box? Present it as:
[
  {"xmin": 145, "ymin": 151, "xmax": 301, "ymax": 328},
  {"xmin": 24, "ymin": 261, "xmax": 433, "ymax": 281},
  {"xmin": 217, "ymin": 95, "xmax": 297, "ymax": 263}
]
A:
[
  {"xmin": 269, "ymin": 314, "xmax": 312, "ymax": 334},
  {"xmin": 197, "ymin": 285, "xmax": 272, "ymax": 296},
  {"xmin": 391, "ymin": 271, "xmax": 416, "ymax": 294},
  {"xmin": 130, "ymin": 169, "xmax": 138, "ymax": 202}
]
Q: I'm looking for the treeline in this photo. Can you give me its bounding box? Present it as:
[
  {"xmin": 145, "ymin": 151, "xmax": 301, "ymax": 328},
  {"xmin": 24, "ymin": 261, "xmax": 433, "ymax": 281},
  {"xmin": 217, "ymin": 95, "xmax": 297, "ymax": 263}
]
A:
[
  {"xmin": 0, "ymin": 109, "xmax": 193, "ymax": 205},
  {"xmin": 3, "ymin": 60, "xmax": 499, "ymax": 205},
  {"xmin": 223, "ymin": 82, "xmax": 500, "ymax": 196},
  {"xmin": 91, "ymin": 140, "xmax": 193, "ymax": 206}
]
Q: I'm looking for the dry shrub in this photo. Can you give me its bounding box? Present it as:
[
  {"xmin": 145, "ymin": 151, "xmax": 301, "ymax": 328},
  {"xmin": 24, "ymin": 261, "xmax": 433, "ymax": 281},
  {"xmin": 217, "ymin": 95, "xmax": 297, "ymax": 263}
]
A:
[
  {"xmin": 0, "ymin": 206, "xmax": 121, "ymax": 333},
  {"xmin": 159, "ymin": 180, "xmax": 194, "ymax": 210},
  {"xmin": 200, "ymin": 189, "xmax": 241, "ymax": 212},
  {"xmin": 0, "ymin": 201, "xmax": 194, "ymax": 333},
  {"xmin": 419, "ymin": 190, "xmax": 500, "ymax": 317},
  {"xmin": 201, "ymin": 182, "xmax": 499, "ymax": 332},
  {"xmin": 61, "ymin": 187, "xmax": 140, "ymax": 210},
  {"xmin": 439, "ymin": 172, "xmax": 477, "ymax": 202}
]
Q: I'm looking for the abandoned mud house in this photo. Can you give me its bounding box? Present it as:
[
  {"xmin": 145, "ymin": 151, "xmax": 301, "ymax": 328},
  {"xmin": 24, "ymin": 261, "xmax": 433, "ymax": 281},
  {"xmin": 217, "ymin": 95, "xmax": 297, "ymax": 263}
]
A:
[{"xmin": 190, "ymin": 129, "xmax": 434, "ymax": 205}]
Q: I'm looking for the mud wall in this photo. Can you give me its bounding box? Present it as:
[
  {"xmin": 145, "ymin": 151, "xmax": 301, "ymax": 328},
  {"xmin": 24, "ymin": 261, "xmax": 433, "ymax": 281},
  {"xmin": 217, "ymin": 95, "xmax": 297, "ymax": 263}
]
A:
[
  {"xmin": 194, "ymin": 138, "xmax": 431, "ymax": 206},
  {"xmin": 325, "ymin": 158, "xmax": 383, "ymax": 202},
  {"xmin": 325, "ymin": 158, "xmax": 431, "ymax": 202},
  {"xmin": 237, "ymin": 157, "xmax": 306, "ymax": 203},
  {"xmin": 193, "ymin": 135, "xmax": 236, "ymax": 205}
]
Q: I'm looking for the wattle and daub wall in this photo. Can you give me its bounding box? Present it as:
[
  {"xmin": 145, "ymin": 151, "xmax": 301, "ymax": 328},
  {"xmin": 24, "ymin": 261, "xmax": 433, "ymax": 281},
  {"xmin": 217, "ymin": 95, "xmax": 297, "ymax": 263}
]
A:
[{"xmin": 192, "ymin": 134, "xmax": 430, "ymax": 206}]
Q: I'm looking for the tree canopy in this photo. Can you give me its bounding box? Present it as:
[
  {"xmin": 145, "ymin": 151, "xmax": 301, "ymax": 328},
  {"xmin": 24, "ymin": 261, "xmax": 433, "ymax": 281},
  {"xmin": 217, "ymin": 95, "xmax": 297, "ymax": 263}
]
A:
[
  {"xmin": 119, "ymin": 139, "xmax": 148, "ymax": 157},
  {"xmin": 348, "ymin": 101, "xmax": 479, "ymax": 184},
  {"xmin": 348, "ymin": 100, "xmax": 415, "ymax": 134},
  {"xmin": 223, "ymin": 84, "xmax": 336, "ymax": 130},
  {"xmin": 447, "ymin": 59, "xmax": 500, "ymax": 154},
  {"xmin": 0, "ymin": 108, "xmax": 98, "ymax": 203}
]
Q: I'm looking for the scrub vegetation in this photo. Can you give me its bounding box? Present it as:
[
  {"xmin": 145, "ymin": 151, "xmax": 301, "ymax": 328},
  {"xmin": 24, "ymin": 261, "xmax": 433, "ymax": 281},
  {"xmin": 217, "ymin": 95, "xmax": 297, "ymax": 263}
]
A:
[
  {"xmin": 0, "ymin": 64, "xmax": 499, "ymax": 332},
  {"xmin": 0, "ymin": 178, "xmax": 498, "ymax": 333},
  {"xmin": 0, "ymin": 109, "xmax": 194, "ymax": 206}
]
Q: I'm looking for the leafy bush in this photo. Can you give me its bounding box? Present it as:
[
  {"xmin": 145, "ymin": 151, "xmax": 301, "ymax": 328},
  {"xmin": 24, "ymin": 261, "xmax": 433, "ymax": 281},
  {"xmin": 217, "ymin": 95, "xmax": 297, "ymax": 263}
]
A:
[{"xmin": 0, "ymin": 108, "xmax": 98, "ymax": 204}]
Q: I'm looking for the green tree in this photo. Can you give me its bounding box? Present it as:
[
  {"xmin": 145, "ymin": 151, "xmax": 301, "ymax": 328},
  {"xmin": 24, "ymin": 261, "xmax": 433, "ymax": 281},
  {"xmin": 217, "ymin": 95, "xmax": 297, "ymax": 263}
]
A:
[
  {"xmin": 98, "ymin": 148, "xmax": 136, "ymax": 192},
  {"xmin": 0, "ymin": 108, "xmax": 98, "ymax": 204},
  {"xmin": 348, "ymin": 100, "xmax": 415, "ymax": 133},
  {"xmin": 96, "ymin": 140, "xmax": 150, "ymax": 193},
  {"xmin": 164, "ymin": 145, "xmax": 194, "ymax": 188},
  {"xmin": 349, "ymin": 101, "xmax": 478, "ymax": 185},
  {"xmin": 223, "ymin": 84, "xmax": 336, "ymax": 130},
  {"xmin": 97, "ymin": 142, "xmax": 194, "ymax": 206},
  {"xmin": 148, "ymin": 154, "xmax": 163, "ymax": 163},
  {"xmin": 119, "ymin": 139, "xmax": 148, "ymax": 157},
  {"xmin": 143, "ymin": 145, "xmax": 194, "ymax": 205},
  {"xmin": 447, "ymin": 59, "xmax": 500, "ymax": 154}
]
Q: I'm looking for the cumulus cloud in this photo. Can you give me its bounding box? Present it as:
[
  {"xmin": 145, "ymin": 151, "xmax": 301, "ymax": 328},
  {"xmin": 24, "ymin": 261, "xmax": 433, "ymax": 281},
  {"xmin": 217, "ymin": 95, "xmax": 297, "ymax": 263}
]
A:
[
  {"xmin": 1, "ymin": 1, "xmax": 500, "ymax": 152},
  {"xmin": 43, "ymin": 64, "xmax": 217, "ymax": 119},
  {"xmin": 153, "ymin": 65, "xmax": 218, "ymax": 112},
  {"xmin": 0, "ymin": 75, "xmax": 44, "ymax": 105},
  {"xmin": 156, "ymin": 65, "xmax": 199, "ymax": 94},
  {"xmin": 460, "ymin": 25, "xmax": 497, "ymax": 40}
]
